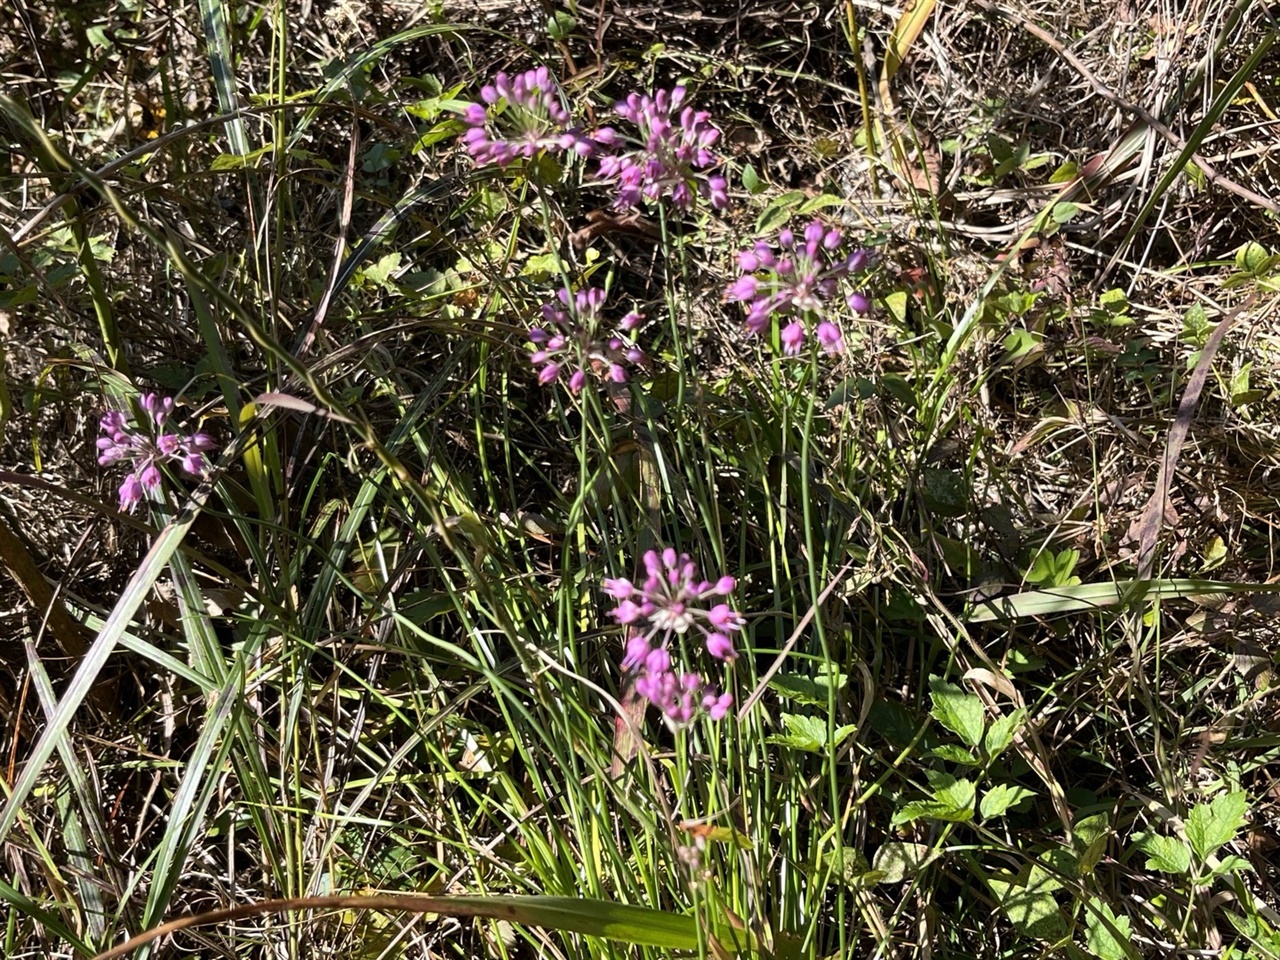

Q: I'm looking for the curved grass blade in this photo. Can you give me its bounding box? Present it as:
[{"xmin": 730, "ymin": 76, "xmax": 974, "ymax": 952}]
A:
[
  {"xmin": 968, "ymin": 578, "xmax": 1280, "ymax": 622},
  {"xmin": 0, "ymin": 480, "xmax": 219, "ymax": 843},
  {"xmin": 90, "ymin": 893, "xmax": 716, "ymax": 960}
]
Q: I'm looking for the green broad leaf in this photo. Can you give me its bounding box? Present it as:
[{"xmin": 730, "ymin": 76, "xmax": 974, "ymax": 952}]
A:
[
  {"xmin": 884, "ymin": 290, "xmax": 910, "ymax": 324},
  {"xmin": 1182, "ymin": 302, "xmax": 1213, "ymax": 346},
  {"xmin": 934, "ymin": 775, "xmax": 977, "ymax": 815},
  {"xmin": 1202, "ymin": 535, "xmax": 1228, "ymax": 572},
  {"xmin": 980, "ymin": 784, "xmax": 1037, "ymax": 819},
  {"xmin": 929, "ymin": 744, "xmax": 981, "ymax": 765},
  {"xmin": 872, "ymin": 842, "xmax": 931, "ymax": 883},
  {"xmin": 756, "ymin": 191, "xmax": 807, "ymax": 234},
  {"xmin": 766, "ymin": 714, "xmax": 826, "ymax": 752},
  {"xmin": 891, "ymin": 798, "xmax": 974, "ymax": 826},
  {"xmin": 1186, "ymin": 790, "xmax": 1248, "ymax": 862},
  {"xmin": 1085, "ymin": 901, "xmax": 1133, "ymax": 960},
  {"xmin": 1002, "ymin": 327, "xmax": 1040, "ymax": 360},
  {"xmin": 984, "ymin": 708, "xmax": 1026, "ymax": 758},
  {"xmin": 546, "ymin": 10, "xmax": 577, "ymax": 39},
  {"xmin": 768, "ymin": 666, "xmax": 848, "ymax": 705},
  {"xmin": 1074, "ymin": 812, "xmax": 1112, "ymax": 876},
  {"xmin": 922, "ymin": 467, "xmax": 969, "ymax": 518},
  {"xmin": 520, "ymin": 251, "xmax": 564, "ymax": 279},
  {"xmin": 1092, "ymin": 288, "xmax": 1134, "ymax": 326},
  {"xmin": 989, "ymin": 871, "xmax": 1066, "ymax": 941},
  {"xmin": 1203, "ymin": 855, "xmax": 1254, "ymax": 882},
  {"xmin": 1049, "ymin": 160, "xmax": 1079, "ymax": 183},
  {"xmin": 360, "ymin": 251, "xmax": 402, "ymax": 290},
  {"xmin": 796, "ymin": 193, "xmax": 847, "ymax": 215},
  {"xmin": 1236, "ymin": 240, "xmax": 1275, "ymax": 276},
  {"xmin": 929, "ymin": 677, "xmax": 986, "ymax": 747},
  {"xmin": 867, "ymin": 698, "xmax": 920, "ymax": 746},
  {"xmin": 741, "ymin": 163, "xmax": 763, "ymax": 195},
  {"xmin": 1051, "ymin": 201, "xmax": 1079, "ymax": 223},
  {"xmin": 412, "ymin": 120, "xmax": 465, "ymax": 153},
  {"xmin": 1135, "ymin": 833, "xmax": 1191, "ymax": 874}
]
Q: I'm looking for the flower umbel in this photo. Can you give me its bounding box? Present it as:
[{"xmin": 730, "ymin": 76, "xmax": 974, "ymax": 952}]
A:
[
  {"xmin": 97, "ymin": 393, "xmax": 216, "ymax": 512},
  {"xmin": 604, "ymin": 547, "xmax": 743, "ymax": 725},
  {"xmin": 726, "ymin": 219, "xmax": 871, "ymax": 355},
  {"xmin": 595, "ymin": 86, "xmax": 728, "ymax": 212},
  {"xmin": 459, "ymin": 67, "xmax": 597, "ymax": 166},
  {"xmin": 528, "ymin": 287, "xmax": 646, "ymax": 394}
]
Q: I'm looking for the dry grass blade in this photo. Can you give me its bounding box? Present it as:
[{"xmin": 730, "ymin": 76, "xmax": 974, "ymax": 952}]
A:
[
  {"xmin": 0, "ymin": 510, "xmax": 89, "ymax": 659},
  {"xmin": 1135, "ymin": 294, "xmax": 1257, "ymax": 578}
]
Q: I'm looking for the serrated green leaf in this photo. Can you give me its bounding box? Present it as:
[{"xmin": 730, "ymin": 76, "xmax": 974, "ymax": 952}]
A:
[
  {"xmin": 930, "ymin": 744, "xmax": 981, "ymax": 765},
  {"xmin": 984, "ymin": 708, "xmax": 1025, "ymax": 758},
  {"xmin": 1205, "ymin": 854, "xmax": 1254, "ymax": 881},
  {"xmin": 980, "ymin": 784, "xmax": 1037, "ymax": 819},
  {"xmin": 929, "ymin": 678, "xmax": 985, "ymax": 747},
  {"xmin": 1186, "ymin": 790, "xmax": 1248, "ymax": 861},
  {"xmin": 934, "ymin": 775, "xmax": 977, "ymax": 815},
  {"xmin": 1085, "ymin": 901, "xmax": 1133, "ymax": 960},
  {"xmin": 1074, "ymin": 812, "xmax": 1111, "ymax": 875},
  {"xmin": 1135, "ymin": 833, "xmax": 1191, "ymax": 874},
  {"xmin": 989, "ymin": 872, "xmax": 1066, "ymax": 941},
  {"xmin": 768, "ymin": 714, "xmax": 856, "ymax": 754},
  {"xmin": 360, "ymin": 251, "xmax": 402, "ymax": 289},
  {"xmin": 521, "ymin": 251, "xmax": 564, "ymax": 279},
  {"xmin": 868, "ymin": 698, "xmax": 919, "ymax": 745},
  {"xmin": 768, "ymin": 667, "xmax": 848, "ymax": 705},
  {"xmin": 872, "ymin": 842, "xmax": 930, "ymax": 883},
  {"xmin": 891, "ymin": 799, "xmax": 973, "ymax": 826}
]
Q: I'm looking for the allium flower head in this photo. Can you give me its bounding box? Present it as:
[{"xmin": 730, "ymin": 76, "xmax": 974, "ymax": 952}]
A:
[
  {"xmin": 595, "ymin": 86, "xmax": 728, "ymax": 212},
  {"xmin": 604, "ymin": 547, "xmax": 743, "ymax": 726},
  {"xmin": 97, "ymin": 393, "xmax": 216, "ymax": 512},
  {"xmin": 459, "ymin": 67, "xmax": 597, "ymax": 166},
  {"xmin": 528, "ymin": 286, "xmax": 647, "ymax": 394},
  {"xmin": 726, "ymin": 219, "xmax": 872, "ymax": 355}
]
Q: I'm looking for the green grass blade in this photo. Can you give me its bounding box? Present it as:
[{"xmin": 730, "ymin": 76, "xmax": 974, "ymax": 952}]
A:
[
  {"xmin": 197, "ymin": 0, "xmax": 251, "ymax": 157},
  {"xmin": 0, "ymin": 494, "xmax": 210, "ymax": 842},
  {"xmin": 968, "ymin": 578, "xmax": 1280, "ymax": 621}
]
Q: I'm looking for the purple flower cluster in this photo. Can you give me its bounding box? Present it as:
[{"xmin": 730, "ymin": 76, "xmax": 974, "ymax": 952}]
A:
[
  {"xmin": 595, "ymin": 87, "xmax": 728, "ymax": 212},
  {"xmin": 528, "ymin": 287, "xmax": 647, "ymax": 394},
  {"xmin": 604, "ymin": 547, "xmax": 743, "ymax": 726},
  {"xmin": 460, "ymin": 67, "xmax": 596, "ymax": 166},
  {"xmin": 726, "ymin": 219, "xmax": 872, "ymax": 356},
  {"xmin": 97, "ymin": 393, "xmax": 216, "ymax": 512},
  {"xmin": 458, "ymin": 70, "xmax": 728, "ymax": 213}
]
